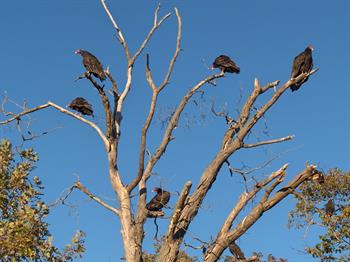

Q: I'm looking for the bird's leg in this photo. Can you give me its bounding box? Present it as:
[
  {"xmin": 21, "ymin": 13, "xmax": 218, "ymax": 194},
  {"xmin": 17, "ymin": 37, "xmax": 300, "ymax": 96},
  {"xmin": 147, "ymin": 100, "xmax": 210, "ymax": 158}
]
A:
[{"xmin": 153, "ymin": 218, "xmax": 159, "ymax": 240}]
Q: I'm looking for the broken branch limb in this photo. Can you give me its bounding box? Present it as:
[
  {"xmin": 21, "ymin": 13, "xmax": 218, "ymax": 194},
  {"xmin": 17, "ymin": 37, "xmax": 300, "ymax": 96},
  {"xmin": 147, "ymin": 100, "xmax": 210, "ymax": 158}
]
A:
[
  {"xmin": 243, "ymin": 135, "xmax": 294, "ymax": 149},
  {"xmin": 261, "ymin": 80, "xmax": 280, "ymax": 93},
  {"xmin": 168, "ymin": 181, "xmax": 192, "ymax": 237}
]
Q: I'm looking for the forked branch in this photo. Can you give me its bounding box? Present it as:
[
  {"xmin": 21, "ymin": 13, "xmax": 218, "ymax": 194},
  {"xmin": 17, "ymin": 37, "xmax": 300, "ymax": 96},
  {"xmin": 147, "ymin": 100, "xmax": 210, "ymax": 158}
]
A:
[
  {"xmin": 132, "ymin": 4, "xmax": 172, "ymax": 65},
  {"xmin": 128, "ymin": 8, "xmax": 182, "ymax": 193},
  {"xmin": 204, "ymin": 165, "xmax": 318, "ymax": 261}
]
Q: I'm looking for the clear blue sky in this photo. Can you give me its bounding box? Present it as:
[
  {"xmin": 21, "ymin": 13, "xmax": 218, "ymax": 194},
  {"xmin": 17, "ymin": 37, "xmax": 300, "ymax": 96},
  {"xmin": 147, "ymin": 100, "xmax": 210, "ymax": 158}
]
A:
[{"xmin": 1, "ymin": 1, "xmax": 349, "ymax": 261}]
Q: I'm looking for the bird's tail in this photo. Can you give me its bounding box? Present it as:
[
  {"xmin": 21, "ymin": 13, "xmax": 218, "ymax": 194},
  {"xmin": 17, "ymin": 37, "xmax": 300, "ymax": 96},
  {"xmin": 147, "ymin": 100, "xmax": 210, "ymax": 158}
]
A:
[{"xmin": 290, "ymin": 83, "xmax": 301, "ymax": 92}]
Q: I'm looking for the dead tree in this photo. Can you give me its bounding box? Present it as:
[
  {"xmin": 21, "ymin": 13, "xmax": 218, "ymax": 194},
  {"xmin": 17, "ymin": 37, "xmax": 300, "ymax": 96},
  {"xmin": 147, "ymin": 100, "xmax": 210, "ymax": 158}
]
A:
[{"xmin": 0, "ymin": 1, "xmax": 320, "ymax": 261}]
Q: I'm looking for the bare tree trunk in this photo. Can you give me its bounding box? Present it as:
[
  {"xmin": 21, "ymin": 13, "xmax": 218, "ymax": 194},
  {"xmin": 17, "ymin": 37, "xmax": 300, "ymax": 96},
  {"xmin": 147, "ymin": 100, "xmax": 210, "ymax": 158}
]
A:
[{"xmin": 108, "ymin": 145, "xmax": 142, "ymax": 262}]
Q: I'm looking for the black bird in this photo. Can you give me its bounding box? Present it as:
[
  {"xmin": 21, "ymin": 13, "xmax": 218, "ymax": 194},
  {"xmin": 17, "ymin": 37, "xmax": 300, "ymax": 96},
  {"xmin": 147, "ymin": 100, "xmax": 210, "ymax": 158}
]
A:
[
  {"xmin": 212, "ymin": 55, "xmax": 240, "ymax": 74},
  {"xmin": 75, "ymin": 49, "xmax": 107, "ymax": 81},
  {"xmin": 325, "ymin": 199, "xmax": 335, "ymax": 217},
  {"xmin": 290, "ymin": 45, "xmax": 313, "ymax": 91},
  {"xmin": 146, "ymin": 187, "xmax": 170, "ymax": 212},
  {"xmin": 68, "ymin": 97, "xmax": 94, "ymax": 117}
]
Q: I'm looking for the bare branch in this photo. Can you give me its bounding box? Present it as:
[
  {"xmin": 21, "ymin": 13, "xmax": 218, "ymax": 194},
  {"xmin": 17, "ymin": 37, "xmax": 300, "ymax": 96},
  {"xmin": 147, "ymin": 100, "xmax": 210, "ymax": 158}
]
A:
[
  {"xmin": 211, "ymin": 102, "xmax": 236, "ymax": 125},
  {"xmin": 105, "ymin": 69, "xmax": 120, "ymax": 139},
  {"xmin": 260, "ymin": 170, "xmax": 286, "ymax": 202},
  {"xmin": 84, "ymin": 73, "xmax": 113, "ymax": 140},
  {"xmin": 75, "ymin": 181, "xmax": 120, "ymax": 216},
  {"xmin": 116, "ymin": 67, "xmax": 132, "ymax": 116},
  {"xmin": 226, "ymin": 155, "xmax": 279, "ymax": 176},
  {"xmin": 221, "ymin": 77, "xmax": 262, "ymax": 149},
  {"xmin": 127, "ymin": 8, "xmax": 182, "ymax": 193},
  {"xmin": 143, "ymin": 72, "xmax": 225, "ymax": 181},
  {"xmin": 219, "ymin": 164, "xmax": 288, "ymax": 236},
  {"xmin": 100, "ymin": 0, "xmax": 130, "ymax": 60},
  {"xmin": 132, "ymin": 4, "xmax": 172, "ymax": 64},
  {"xmin": 0, "ymin": 101, "xmax": 109, "ymax": 149},
  {"xmin": 158, "ymin": 8, "xmax": 182, "ymax": 92},
  {"xmin": 0, "ymin": 103, "xmax": 51, "ymax": 124},
  {"xmin": 243, "ymin": 135, "xmax": 294, "ymax": 149},
  {"xmin": 105, "ymin": 68, "xmax": 119, "ymax": 97},
  {"xmin": 158, "ymin": 68, "xmax": 319, "ymax": 260},
  {"xmin": 261, "ymin": 80, "xmax": 280, "ymax": 93},
  {"xmin": 225, "ymin": 68, "xmax": 319, "ymax": 153},
  {"xmin": 204, "ymin": 165, "xmax": 317, "ymax": 261}
]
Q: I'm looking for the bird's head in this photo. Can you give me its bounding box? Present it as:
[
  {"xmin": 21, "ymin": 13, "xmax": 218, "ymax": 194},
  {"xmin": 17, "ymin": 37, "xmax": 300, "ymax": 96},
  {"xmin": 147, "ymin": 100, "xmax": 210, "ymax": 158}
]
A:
[
  {"xmin": 152, "ymin": 187, "xmax": 162, "ymax": 194},
  {"xmin": 307, "ymin": 44, "xmax": 314, "ymax": 52},
  {"xmin": 75, "ymin": 49, "xmax": 83, "ymax": 55}
]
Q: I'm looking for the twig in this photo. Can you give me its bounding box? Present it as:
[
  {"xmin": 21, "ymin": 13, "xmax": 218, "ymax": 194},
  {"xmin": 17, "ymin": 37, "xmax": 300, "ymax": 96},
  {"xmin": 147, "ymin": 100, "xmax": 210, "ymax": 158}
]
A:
[
  {"xmin": 211, "ymin": 102, "xmax": 236, "ymax": 125},
  {"xmin": 48, "ymin": 185, "xmax": 76, "ymax": 208}
]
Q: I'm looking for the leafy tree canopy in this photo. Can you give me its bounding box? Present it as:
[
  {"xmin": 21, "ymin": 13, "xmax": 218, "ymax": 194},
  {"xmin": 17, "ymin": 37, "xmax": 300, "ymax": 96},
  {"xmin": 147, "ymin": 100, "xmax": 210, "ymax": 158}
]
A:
[
  {"xmin": 289, "ymin": 168, "xmax": 350, "ymax": 261},
  {"xmin": 0, "ymin": 139, "xmax": 85, "ymax": 261}
]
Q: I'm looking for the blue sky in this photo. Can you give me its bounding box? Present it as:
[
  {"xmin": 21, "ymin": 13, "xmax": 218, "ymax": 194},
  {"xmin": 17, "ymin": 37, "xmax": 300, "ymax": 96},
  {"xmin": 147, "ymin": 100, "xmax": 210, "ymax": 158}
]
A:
[{"xmin": 1, "ymin": 0, "xmax": 349, "ymax": 261}]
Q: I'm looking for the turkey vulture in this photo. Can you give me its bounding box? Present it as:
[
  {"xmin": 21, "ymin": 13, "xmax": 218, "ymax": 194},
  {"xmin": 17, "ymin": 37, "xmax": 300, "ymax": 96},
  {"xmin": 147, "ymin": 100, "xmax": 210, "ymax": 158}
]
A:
[
  {"xmin": 325, "ymin": 199, "xmax": 335, "ymax": 216},
  {"xmin": 290, "ymin": 45, "xmax": 313, "ymax": 91},
  {"xmin": 146, "ymin": 187, "xmax": 170, "ymax": 212},
  {"xmin": 212, "ymin": 55, "xmax": 240, "ymax": 74},
  {"xmin": 75, "ymin": 49, "xmax": 107, "ymax": 81},
  {"xmin": 68, "ymin": 97, "xmax": 94, "ymax": 117},
  {"xmin": 312, "ymin": 171, "xmax": 325, "ymax": 184}
]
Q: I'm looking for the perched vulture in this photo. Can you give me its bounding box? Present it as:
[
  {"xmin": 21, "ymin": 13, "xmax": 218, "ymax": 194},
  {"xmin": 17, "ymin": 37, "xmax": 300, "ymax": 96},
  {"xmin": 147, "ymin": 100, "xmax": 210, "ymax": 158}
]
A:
[
  {"xmin": 312, "ymin": 171, "xmax": 325, "ymax": 184},
  {"xmin": 325, "ymin": 199, "xmax": 335, "ymax": 216},
  {"xmin": 68, "ymin": 97, "xmax": 94, "ymax": 117},
  {"xmin": 75, "ymin": 49, "xmax": 107, "ymax": 81},
  {"xmin": 290, "ymin": 45, "xmax": 313, "ymax": 91},
  {"xmin": 212, "ymin": 55, "xmax": 240, "ymax": 74},
  {"xmin": 146, "ymin": 187, "xmax": 170, "ymax": 212}
]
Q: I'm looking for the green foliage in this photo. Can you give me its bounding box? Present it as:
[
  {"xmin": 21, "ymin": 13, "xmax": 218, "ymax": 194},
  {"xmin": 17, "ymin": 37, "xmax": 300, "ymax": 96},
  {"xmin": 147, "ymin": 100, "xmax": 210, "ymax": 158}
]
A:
[
  {"xmin": 288, "ymin": 168, "xmax": 350, "ymax": 261},
  {"xmin": 0, "ymin": 139, "xmax": 85, "ymax": 261}
]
